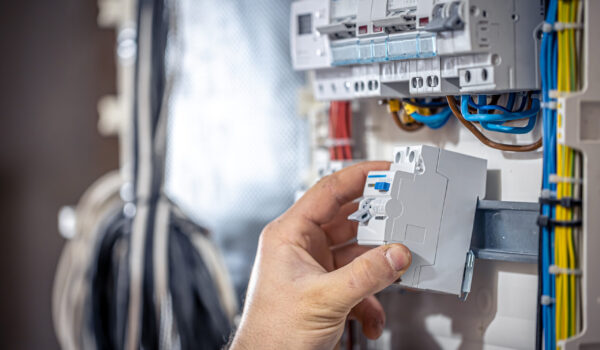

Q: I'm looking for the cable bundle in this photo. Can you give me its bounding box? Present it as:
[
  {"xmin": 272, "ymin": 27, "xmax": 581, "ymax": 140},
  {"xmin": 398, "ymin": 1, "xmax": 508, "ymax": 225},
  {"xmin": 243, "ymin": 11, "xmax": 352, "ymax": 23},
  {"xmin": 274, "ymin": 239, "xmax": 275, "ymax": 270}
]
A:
[
  {"xmin": 329, "ymin": 101, "xmax": 353, "ymax": 160},
  {"xmin": 387, "ymin": 99, "xmax": 424, "ymax": 132},
  {"xmin": 446, "ymin": 95, "xmax": 543, "ymax": 152},
  {"xmin": 461, "ymin": 93, "xmax": 540, "ymax": 134},
  {"xmin": 53, "ymin": 1, "xmax": 238, "ymax": 349},
  {"xmin": 538, "ymin": 0, "xmax": 583, "ymax": 348},
  {"xmin": 386, "ymin": 99, "xmax": 451, "ymax": 131},
  {"xmin": 403, "ymin": 102, "xmax": 452, "ymax": 129}
]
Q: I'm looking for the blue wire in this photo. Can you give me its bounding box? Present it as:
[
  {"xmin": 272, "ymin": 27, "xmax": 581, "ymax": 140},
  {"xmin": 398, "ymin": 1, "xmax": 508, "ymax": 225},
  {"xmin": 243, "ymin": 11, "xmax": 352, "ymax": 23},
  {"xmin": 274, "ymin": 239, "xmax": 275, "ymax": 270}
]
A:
[
  {"xmin": 468, "ymin": 96, "xmax": 514, "ymax": 114},
  {"xmin": 408, "ymin": 107, "xmax": 452, "ymax": 129},
  {"xmin": 541, "ymin": 26, "xmax": 552, "ymax": 349},
  {"xmin": 540, "ymin": 0, "xmax": 558, "ymax": 347},
  {"xmin": 460, "ymin": 96, "xmax": 541, "ymax": 123},
  {"xmin": 480, "ymin": 113, "xmax": 537, "ymax": 134},
  {"xmin": 477, "ymin": 95, "xmax": 486, "ymax": 114},
  {"xmin": 478, "ymin": 91, "xmax": 537, "ymax": 134},
  {"xmin": 460, "ymin": 95, "xmax": 539, "ymax": 134},
  {"xmin": 506, "ymin": 93, "xmax": 516, "ymax": 111},
  {"xmin": 549, "ymin": 1, "xmax": 558, "ymax": 345},
  {"xmin": 467, "ymin": 92, "xmax": 532, "ymax": 114}
]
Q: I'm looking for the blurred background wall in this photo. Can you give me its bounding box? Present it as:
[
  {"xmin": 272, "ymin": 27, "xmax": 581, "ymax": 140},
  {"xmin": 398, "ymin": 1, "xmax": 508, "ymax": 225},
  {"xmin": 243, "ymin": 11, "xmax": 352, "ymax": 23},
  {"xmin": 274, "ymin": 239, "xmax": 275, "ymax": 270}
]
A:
[{"xmin": 0, "ymin": 0, "xmax": 119, "ymax": 348}]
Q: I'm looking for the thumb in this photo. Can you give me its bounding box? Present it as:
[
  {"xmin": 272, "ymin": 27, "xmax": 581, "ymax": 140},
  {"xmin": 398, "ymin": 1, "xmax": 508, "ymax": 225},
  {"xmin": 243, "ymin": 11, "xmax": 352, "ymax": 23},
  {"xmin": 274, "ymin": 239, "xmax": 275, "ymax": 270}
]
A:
[{"xmin": 324, "ymin": 244, "xmax": 411, "ymax": 308}]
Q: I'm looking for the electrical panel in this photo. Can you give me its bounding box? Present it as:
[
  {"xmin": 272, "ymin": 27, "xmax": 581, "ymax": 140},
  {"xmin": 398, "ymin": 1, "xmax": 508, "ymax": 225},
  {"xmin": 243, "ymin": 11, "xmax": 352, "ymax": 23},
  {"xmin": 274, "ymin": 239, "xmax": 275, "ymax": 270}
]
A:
[
  {"xmin": 289, "ymin": 0, "xmax": 600, "ymax": 345},
  {"xmin": 349, "ymin": 145, "xmax": 486, "ymax": 296},
  {"xmin": 290, "ymin": 0, "xmax": 544, "ymax": 100}
]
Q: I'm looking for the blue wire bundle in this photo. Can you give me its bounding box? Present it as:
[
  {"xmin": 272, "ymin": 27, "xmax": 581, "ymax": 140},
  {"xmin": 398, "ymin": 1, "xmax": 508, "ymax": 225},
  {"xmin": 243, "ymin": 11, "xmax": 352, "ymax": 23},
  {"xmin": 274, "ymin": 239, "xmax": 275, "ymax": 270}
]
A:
[
  {"xmin": 540, "ymin": 0, "xmax": 559, "ymax": 348},
  {"xmin": 407, "ymin": 107, "xmax": 452, "ymax": 129},
  {"xmin": 460, "ymin": 93, "xmax": 540, "ymax": 134}
]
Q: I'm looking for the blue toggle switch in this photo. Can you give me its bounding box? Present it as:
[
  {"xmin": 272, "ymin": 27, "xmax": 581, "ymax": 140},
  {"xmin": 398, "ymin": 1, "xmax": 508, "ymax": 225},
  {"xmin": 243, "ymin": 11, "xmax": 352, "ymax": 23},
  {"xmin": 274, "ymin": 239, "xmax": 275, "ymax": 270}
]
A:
[{"xmin": 374, "ymin": 182, "xmax": 390, "ymax": 191}]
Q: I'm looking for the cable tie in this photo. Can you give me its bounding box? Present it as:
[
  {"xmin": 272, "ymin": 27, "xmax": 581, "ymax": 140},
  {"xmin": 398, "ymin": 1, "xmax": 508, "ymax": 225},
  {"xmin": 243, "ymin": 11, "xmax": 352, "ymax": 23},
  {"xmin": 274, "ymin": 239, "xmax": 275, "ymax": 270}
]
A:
[
  {"xmin": 540, "ymin": 190, "xmax": 559, "ymax": 199},
  {"xmin": 539, "ymin": 196, "xmax": 582, "ymax": 208},
  {"xmin": 537, "ymin": 215, "xmax": 582, "ymax": 228},
  {"xmin": 549, "ymin": 90, "xmax": 561, "ymax": 99},
  {"xmin": 537, "ymin": 215, "xmax": 549, "ymax": 227},
  {"xmin": 326, "ymin": 138, "xmax": 354, "ymax": 147},
  {"xmin": 553, "ymin": 22, "xmax": 583, "ymax": 31},
  {"xmin": 549, "ymin": 265, "xmax": 582, "ymax": 276},
  {"xmin": 549, "ymin": 174, "xmax": 583, "ymax": 184},
  {"xmin": 541, "ymin": 101, "xmax": 557, "ymax": 110},
  {"xmin": 561, "ymin": 197, "xmax": 581, "ymax": 208},
  {"xmin": 540, "ymin": 295, "xmax": 555, "ymax": 305},
  {"xmin": 542, "ymin": 22, "xmax": 553, "ymax": 33}
]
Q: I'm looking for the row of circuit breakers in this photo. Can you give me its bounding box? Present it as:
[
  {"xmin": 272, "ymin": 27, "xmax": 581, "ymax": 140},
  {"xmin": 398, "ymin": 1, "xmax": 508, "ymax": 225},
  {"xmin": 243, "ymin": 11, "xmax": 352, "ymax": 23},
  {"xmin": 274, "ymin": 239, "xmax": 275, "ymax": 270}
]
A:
[{"xmin": 290, "ymin": 0, "xmax": 544, "ymax": 100}]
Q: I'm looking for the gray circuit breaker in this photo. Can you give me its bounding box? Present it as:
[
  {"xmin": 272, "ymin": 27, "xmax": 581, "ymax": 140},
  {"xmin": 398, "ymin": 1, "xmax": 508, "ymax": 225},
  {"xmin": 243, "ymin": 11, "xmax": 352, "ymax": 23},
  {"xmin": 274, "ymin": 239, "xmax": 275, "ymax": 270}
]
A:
[{"xmin": 349, "ymin": 145, "xmax": 486, "ymax": 296}]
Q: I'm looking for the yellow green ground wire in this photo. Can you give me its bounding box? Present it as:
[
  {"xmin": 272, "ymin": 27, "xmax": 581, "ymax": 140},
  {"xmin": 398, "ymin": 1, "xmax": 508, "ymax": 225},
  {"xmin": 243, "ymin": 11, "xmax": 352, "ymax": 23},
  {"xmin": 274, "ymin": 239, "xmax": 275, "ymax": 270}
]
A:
[{"xmin": 555, "ymin": 0, "xmax": 581, "ymax": 344}]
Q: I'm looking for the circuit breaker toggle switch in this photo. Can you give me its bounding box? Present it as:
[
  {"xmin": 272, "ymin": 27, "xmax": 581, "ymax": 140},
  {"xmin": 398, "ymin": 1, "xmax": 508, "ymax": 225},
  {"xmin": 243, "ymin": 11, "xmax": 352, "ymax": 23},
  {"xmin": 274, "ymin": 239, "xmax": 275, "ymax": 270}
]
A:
[
  {"xmin": 374, "ymin": 182, "xmax": 390, "ymax": 191},
  {"xmin": 349, "ymin": 145, "xmax": 487, "ymax": 297},
  {"xmin": 348, "ymin": 198, "xmax": 374, "ymax": 223}
]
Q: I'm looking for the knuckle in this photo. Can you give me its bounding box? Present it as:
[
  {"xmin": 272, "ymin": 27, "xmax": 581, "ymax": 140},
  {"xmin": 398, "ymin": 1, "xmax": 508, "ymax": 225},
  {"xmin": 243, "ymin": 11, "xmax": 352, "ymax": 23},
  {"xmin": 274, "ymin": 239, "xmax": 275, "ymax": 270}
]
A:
[
  {"xmin": 318, "ymin": 173, "xmax": 339, "ymax": 197},
  {"xmin": 278, "ymin": 215, "xmax": 310, "ymax": 244},
  {"xmin": 259, "ymin": 217, "xmax": 304, "ymax": 252},
  {"xmin": 259, "ymin": 221, "xmax": 281, "ymax": 248},
  {"xmin": 260, "ymin": 223, "xmax": 275, "ymax": 241}
]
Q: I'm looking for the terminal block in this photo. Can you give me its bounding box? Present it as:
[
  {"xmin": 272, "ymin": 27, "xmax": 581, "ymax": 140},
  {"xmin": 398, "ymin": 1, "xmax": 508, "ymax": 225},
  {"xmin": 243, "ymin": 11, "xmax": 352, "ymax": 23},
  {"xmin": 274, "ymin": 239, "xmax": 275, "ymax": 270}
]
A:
[{"xmin": 349, "ymin": 145, "xmax": 486, "ymax": 296}]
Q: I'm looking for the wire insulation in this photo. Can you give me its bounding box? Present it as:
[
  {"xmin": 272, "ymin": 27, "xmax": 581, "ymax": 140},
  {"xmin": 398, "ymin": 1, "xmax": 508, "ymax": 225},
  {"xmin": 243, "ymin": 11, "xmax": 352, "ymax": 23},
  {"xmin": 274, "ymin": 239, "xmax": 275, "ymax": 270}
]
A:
[{"xmin": 446, "ymin": 96, "xmax": 542, "ymax": 152}]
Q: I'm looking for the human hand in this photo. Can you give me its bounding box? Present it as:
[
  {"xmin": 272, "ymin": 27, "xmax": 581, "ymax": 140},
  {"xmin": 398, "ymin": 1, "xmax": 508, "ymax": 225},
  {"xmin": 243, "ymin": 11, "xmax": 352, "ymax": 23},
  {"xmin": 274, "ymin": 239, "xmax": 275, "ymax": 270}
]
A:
[{"xmin": 229, "ymin": 162, "xmax": 412, "ymax": 350}]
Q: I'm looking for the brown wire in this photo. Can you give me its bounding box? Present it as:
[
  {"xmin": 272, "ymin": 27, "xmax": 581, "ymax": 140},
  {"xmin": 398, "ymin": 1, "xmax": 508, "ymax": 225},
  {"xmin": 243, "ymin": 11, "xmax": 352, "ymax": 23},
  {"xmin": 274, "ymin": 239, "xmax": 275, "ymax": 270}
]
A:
[
  {"xmin": 446, "ymin": 95, "xmax": 542, "ymax": 152},
  {"xmin": 391, "ymin": 111, "xmax": 425, "ymax": 132}
]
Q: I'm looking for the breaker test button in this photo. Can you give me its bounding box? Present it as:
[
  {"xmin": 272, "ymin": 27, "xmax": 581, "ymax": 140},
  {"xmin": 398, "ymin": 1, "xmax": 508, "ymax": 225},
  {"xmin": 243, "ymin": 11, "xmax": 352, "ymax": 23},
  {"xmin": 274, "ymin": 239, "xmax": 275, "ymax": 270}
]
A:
[{"xmin": 374, "ymin": 182, "xmax": 390, "ymax": 191}]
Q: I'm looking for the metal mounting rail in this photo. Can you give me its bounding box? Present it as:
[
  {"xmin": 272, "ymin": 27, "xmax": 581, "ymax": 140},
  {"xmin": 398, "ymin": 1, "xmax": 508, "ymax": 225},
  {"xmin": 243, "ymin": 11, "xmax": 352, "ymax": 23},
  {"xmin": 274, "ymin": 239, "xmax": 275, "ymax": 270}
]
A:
[{"xmin": 471, "ymin": 200, "xmax": 539, "ymax": 264}]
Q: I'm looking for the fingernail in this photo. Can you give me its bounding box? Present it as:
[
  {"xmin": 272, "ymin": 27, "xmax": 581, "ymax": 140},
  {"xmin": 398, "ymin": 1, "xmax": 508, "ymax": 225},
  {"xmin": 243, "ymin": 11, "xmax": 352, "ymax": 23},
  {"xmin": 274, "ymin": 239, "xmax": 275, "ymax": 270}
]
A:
[{"xmin": 385, "ymin": 245, "xmax": 410, "ymax": 271}]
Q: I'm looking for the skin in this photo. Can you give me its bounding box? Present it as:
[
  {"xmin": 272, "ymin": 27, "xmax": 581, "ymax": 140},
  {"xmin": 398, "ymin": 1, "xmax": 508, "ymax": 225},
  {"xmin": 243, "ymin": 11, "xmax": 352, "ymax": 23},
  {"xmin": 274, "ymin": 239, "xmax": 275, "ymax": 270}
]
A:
[{"xmin": 230, "ymin": 161, "xmax": 412, "ymax": 350}]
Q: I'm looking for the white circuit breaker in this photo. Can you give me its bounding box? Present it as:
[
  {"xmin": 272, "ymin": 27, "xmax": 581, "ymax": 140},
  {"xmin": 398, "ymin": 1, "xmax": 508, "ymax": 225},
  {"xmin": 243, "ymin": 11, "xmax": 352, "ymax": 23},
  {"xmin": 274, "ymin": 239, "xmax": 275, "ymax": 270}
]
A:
[
  {"xmin": 290, "ymin": 0, "xmax": 543, "ymax": 100},
  {"xmin": 349, "ymin": 145, "xmax": 486, "ymax": 296}
]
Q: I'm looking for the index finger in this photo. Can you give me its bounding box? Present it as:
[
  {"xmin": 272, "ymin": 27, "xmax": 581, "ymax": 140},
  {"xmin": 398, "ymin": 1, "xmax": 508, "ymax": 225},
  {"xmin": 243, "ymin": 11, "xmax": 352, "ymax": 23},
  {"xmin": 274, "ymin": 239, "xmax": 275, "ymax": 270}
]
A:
[{"xmin": 289, "ymin": 161, "xmax": 390, "ymax": 226}]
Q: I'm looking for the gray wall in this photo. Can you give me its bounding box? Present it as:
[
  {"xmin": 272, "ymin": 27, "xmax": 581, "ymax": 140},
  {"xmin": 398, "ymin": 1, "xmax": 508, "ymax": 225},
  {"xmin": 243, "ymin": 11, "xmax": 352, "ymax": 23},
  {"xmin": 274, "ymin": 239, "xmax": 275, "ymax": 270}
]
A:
[{"xmin": 0, "ymin": 1, "xmax": 119, "ymax": 348}]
